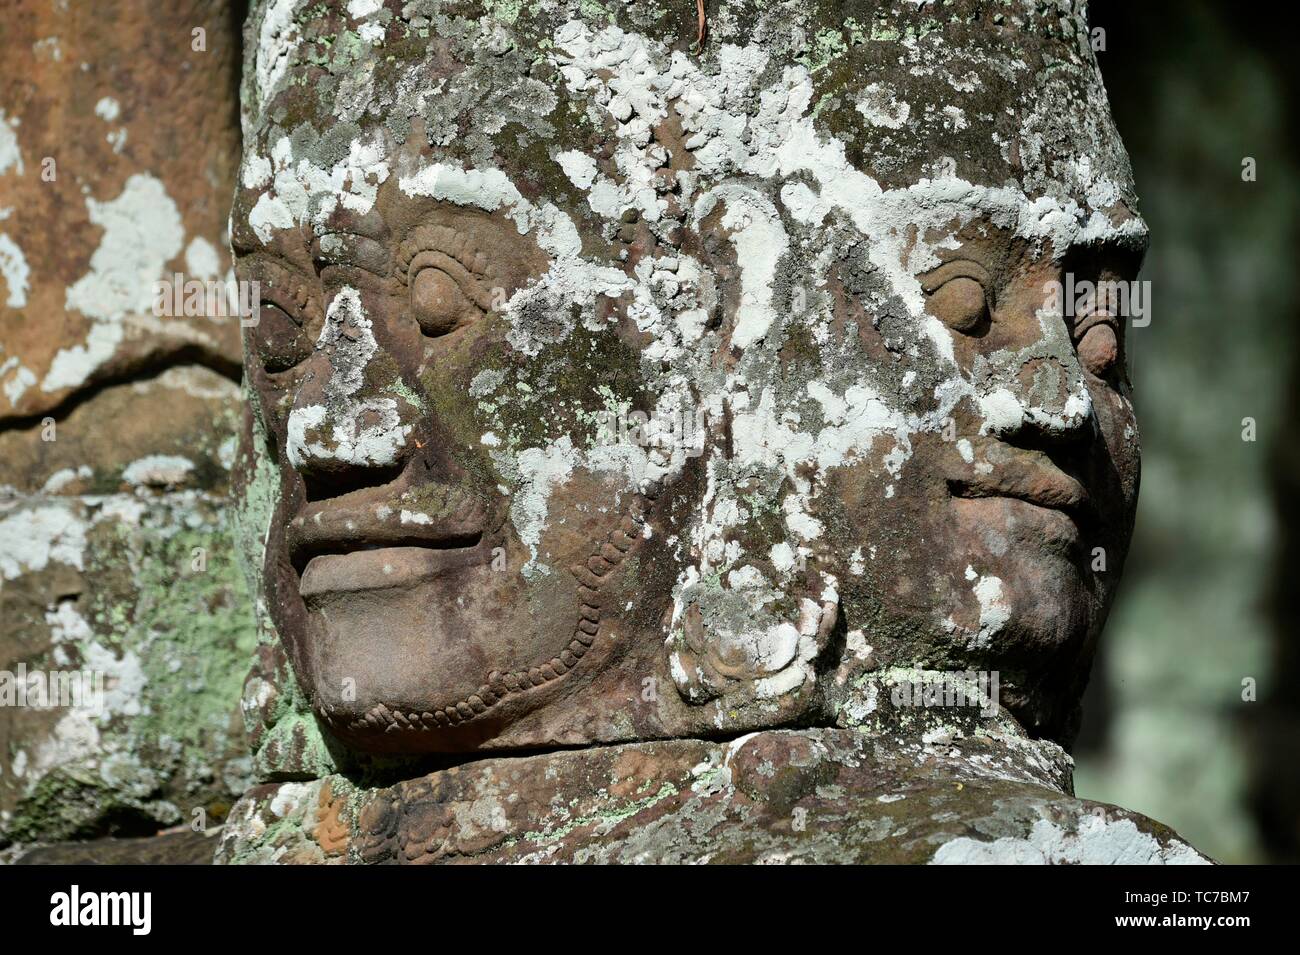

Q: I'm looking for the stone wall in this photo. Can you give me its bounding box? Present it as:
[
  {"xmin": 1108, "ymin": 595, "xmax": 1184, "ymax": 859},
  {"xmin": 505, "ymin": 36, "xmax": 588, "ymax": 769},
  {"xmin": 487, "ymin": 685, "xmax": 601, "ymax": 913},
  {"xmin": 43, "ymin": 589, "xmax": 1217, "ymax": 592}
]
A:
[{"xmin": 0, "ymin": 0, "xmax": 253, "ymax": 850}]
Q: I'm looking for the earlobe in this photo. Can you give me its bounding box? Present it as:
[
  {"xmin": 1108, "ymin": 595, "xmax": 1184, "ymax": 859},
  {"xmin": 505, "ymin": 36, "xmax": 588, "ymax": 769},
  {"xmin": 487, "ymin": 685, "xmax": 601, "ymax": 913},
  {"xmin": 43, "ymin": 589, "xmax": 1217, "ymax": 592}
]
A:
[{"xmin": 667, "ymin": 569, "xmax": 840, "ymax": 710}]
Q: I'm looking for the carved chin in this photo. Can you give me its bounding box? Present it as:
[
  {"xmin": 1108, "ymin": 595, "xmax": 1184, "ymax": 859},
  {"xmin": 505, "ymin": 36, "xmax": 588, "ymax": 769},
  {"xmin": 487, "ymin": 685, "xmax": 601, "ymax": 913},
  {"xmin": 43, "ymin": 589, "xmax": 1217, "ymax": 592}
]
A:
[
  {"xmin": 297, "ymin": 554, "xmax": 590, "ymax": 752},
  {"xmin": 294, "ymin": 485, "xmax": 658, "ymax": 753}
]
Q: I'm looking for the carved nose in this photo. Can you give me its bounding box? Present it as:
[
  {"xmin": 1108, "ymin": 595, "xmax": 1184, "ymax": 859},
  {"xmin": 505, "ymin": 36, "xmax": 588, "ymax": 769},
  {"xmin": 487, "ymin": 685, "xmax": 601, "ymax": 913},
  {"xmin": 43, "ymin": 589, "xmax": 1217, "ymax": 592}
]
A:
[
  {"xmin": 1018, "ymin": 354, "xmax": 1091, "ymax": 432},
  {"xmin": 286, "ymin": 286, "xmax": 417, "ymax": 498},
  {"xmin": 977, "ymin": 328, "xmax": 1092, "ymax": 445}
]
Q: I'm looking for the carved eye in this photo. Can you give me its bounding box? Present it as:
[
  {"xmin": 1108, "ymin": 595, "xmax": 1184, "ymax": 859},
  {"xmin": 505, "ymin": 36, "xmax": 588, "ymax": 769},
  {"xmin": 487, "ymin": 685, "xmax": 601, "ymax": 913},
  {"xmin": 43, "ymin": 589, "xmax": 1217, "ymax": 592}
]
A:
[
  {"xmin": 397, "ymin": 226, "xmax": 499, "ymax": 339},
  {"xmin": 240, "ymin": 262, "xmax": 320, "ymax": 374},
  {"xmin": 1078, "ymin": 322, "xmax": 1120, "ymax": 379},
  {"xmin": 411, "ymin": 265, "xmax": 478, "ymax": 336},
  {"xmin": 927, "ymin": 275, "xmax": 990, "ymax": 335},
  {"xmin": 920, "ymin": 260, "xmax": 993, "ymax": 337},
  {"xmin": 404, "ymin": 247, "xmax": 491, "ymax": 338},
  {"xmin": 255, "ymin": 301, "xmax": 313, "ymax": 373}
]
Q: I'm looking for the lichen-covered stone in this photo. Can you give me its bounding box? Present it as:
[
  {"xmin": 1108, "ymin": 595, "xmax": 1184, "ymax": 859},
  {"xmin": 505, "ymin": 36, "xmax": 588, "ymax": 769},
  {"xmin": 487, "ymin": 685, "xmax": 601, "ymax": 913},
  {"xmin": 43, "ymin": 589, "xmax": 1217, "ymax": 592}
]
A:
[
  {"xmin": 12, "ymin": 827, "xmax": 222, "ymax": 865},
  {"xmin": 218, "ymin": 0, "xmax": 1204, "ymax": 863},
  {"xmin": 0, "ymin": 1, "xmax": 252, "ymax": 849},
  {"xmin": 0, "ymin": 488, "xmax": 256, "ymax": 844},
  {"xmin": 0, "ymin": 1, "xmax": 243, "ymax": 413},
  {"xmin": 234, "ymin": 0, "xmax": 1144, "ymax": 765},
  {"xmin": 217, "ymin": 720, "xmax": 1210, "ymax": 864}
]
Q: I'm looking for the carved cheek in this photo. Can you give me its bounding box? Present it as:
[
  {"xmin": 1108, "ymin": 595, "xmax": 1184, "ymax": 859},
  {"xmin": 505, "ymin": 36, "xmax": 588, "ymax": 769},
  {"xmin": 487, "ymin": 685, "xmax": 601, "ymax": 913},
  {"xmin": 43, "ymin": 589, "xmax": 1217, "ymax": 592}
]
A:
[
  {"xmin": 1086, "ymin": 353, "xmax": 1139, "ymax": 498},
  {"xmin": 412, "ymin": 267, "xmax": 476, "ymax": 336},
  {"xmin": 253, "ymin": 302, "xmax": 313, "ymax": 373}
]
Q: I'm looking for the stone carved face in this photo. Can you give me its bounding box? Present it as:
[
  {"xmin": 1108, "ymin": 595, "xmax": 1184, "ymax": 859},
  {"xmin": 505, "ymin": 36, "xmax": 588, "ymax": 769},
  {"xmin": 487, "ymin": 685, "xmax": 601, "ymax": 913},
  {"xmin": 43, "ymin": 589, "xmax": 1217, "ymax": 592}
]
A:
[{"xmin": 233, "ymin": 1, "xmax": 1143, "ymax": 755}]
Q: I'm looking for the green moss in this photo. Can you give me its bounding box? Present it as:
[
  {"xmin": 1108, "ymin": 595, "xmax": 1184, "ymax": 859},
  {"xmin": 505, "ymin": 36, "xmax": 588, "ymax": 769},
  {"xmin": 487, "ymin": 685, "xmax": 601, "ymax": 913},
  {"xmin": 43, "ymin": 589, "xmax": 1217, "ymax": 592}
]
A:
[
  {"xmin": 231, "ymin": 393, "xmax": 281, "ymax": 602},
  {"xmin": 254, "ymin": 709, "xmax": 339, "ymax": 782},
  {"xmin": 386, "ymin": 377, "xmax": 427, "ymax": 413},
  {"xmin": 578, "ymin": 0, "xmax": 613, "ymax": 24},
  {"xmin": 484, "ymin": 0, "xmax": 525, "ymax": 25},
  {"xmin": 6, "ymin": 772, "xmax": 119, "ymax": 844},
  {"xmin": 419, "ymin": 315, "xmax": 645, "ymax": 490},
  {"xmin": 3, "ymin": 490, "xmax": 261, "ymax": 845},
  {"xmin": 126, "ymin": 525, "xmax": 258, "ymax": 754},
  {"xmin": 522, "ymin": 781, "xmax": 677, "ymax": 843}
]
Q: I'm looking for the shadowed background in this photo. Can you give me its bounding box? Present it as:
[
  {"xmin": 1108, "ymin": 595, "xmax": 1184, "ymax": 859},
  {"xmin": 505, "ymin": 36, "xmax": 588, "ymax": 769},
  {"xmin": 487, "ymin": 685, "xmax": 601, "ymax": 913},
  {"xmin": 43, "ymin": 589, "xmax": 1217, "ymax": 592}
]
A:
[{"xmin": 1076, "ymin": 0, "xmax": 1299, "ymax": 864}]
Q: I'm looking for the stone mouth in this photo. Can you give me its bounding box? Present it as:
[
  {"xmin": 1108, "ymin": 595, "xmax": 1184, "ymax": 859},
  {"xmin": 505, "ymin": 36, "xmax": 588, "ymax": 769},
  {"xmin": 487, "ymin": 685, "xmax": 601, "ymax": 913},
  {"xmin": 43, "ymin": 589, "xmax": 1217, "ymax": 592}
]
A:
[
  {"xmin": 287, "ymin": 489, "xmax": 488, "ymax": 576},
  {"xmin": 946, "ymin": 451, "xmax": 1091, "ymax": 520},
  {"xmin": 312, "ymin": 484, "xmax": 663, "ymax": 752},
  {"xmin": 298, "ymin": 543, "xmax": 486, "ymax": 595}
]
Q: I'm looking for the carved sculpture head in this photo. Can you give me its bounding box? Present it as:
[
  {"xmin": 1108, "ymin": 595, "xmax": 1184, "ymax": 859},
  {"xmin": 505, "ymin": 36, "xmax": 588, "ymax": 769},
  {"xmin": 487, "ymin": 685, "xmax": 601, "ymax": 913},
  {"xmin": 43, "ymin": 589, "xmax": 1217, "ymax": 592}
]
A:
[{"xmin": 232, "ymin": 0, "xmax": 1143, "ymax": 756}]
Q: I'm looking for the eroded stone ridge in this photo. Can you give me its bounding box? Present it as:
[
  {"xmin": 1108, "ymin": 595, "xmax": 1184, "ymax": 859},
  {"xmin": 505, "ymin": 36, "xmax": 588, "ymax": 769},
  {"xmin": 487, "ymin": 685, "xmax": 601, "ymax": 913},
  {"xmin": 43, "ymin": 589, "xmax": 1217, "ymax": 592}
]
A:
[{"xmin": 217, "ymin": 725, "xmax": 1210, "ymax": 865}]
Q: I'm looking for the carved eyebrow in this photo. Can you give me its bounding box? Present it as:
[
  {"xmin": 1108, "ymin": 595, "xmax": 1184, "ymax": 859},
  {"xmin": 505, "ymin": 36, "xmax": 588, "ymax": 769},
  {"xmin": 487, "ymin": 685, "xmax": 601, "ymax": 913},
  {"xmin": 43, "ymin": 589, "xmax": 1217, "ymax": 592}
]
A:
[
  {"xmin": 395, "ymin": 224, "xmax": 504, "ymax": 287},
  {"xmin": 311, "ymin": 203, "xmax": 388, "ymax": 241},
  {"xmin": 241, "ymin": 253, "xmax": 310, "ymax": 294},
  {"xmin": 239, "ymin": 254, "xmax": 322, "ymax": 324},
  {"xmin": 918, "ymin": 259, "xmax": 992, "ymax": 295},
  {"xmin": 1066, "ymin": 226, "xmax": 1150, "ymax": 272},
  {"xmin": 312, "ymin": 231, "xmax": 390, "ymax": 274}
]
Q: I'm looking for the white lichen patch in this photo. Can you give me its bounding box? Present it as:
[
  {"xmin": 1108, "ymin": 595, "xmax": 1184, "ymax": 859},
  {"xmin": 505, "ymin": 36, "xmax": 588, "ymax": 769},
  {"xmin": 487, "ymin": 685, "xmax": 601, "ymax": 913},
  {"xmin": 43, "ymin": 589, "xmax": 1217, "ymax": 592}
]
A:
[
  {"xmin": 508, "ymin": 436, "xmax": 578, "ymax": 575},
  {"xmin": 855, "ymin": 83, "xmax": 910, "ymax": 129},
  {"xmin": 0, "ymin": 233, "xmax": 30, "ymax": 308},
  {"xmin": 247, "ymin": 134, "xmax": 389, "ymax": 243},
  {"xmin": 965, "ymin": 565, "xmax": 1009, "ymax": 647},
  {"xmin": 0, "ymin": 505, "xmax": 88, "ymax": 581},
  {"xmin": 931, "ymin": 815, "xmax": 1211, "ymax": 865},
  {"xmin": 122, "ymin": 455, "xmax": 196, "ymax": 488},
  {"xmin": 184, "ymin": 236, "xmax": 221, "ymax": 281},
  {"xmin": 286, "ymin": 287, "xmax": 412, "ymax": 468},
  {"xmin": 0, "ymin": 109, "xmax": 23, "ymax": 177},
  {"xmin": 40, "ymin": 466, "xmax": 92, "ymax": 495},
  {"xmin": 254, "ymin": 0, "xmax": 306, "ymax": 112},
  {"xmin": 93, "ymin": 97, "xmax": 120, "ymax": 122},
  {"xmin": 48, "ymin": 174, "xmax": 184, "ymax": 394}
]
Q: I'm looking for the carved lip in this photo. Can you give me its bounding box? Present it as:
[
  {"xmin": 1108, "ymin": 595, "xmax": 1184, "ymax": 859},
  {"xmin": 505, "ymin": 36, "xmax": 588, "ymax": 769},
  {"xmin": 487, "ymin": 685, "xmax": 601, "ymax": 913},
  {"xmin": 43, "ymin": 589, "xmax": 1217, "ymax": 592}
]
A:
[
  {"xmin": 299, "ymin": 544, "xmax": 488, "ymax": 596},
  {"xmin": 947, "ymin": 456, "xmax": 1090, "ymax": 518},
  {"xmin": 287, "ymin": 486, "xmax": 488, "ymax": 577}
]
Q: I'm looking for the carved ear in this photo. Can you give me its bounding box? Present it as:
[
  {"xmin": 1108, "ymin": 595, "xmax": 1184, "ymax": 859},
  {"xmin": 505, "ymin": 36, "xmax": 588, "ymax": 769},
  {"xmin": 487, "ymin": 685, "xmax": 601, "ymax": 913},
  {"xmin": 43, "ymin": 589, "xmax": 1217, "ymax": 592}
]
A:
[{"xmin": 666, "ymin": 571, "xmax": 839, "ymax": 706}]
